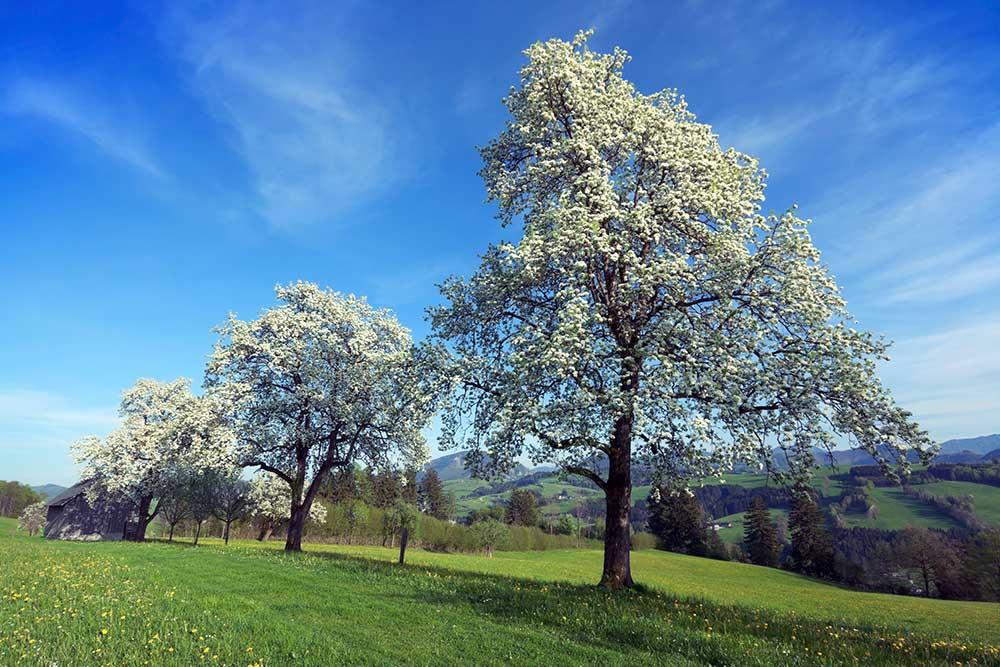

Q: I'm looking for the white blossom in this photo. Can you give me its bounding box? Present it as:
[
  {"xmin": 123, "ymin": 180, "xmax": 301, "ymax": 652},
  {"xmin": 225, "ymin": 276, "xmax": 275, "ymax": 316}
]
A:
[
  {"xmin": 206, "ymin": 281, "xmax": 445, "ymax": 550},
  {"xmin": 431, "ymin": 32, "xmax": 933, "ymax": 585}
]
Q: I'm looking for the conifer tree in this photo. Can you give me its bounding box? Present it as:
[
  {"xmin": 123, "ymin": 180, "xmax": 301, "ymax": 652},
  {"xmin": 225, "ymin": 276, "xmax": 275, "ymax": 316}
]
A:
[
  {"xmin": 788, "ymin": 490, "xmax": 836, "ymax": 577},
  {"xmin": 744, "ymin": 496, "xmax": 780, "ymax": 567},
  {"xmin": 647, "ymin": 486, "xmax": 708, "ymax": 556},
  {"xmin": 506, "ymin": 488, "xmax": 540, "ymax": 527},
  {"xmin": 418, "ymin": 469, "xmax": 450, "ymax": 520}
]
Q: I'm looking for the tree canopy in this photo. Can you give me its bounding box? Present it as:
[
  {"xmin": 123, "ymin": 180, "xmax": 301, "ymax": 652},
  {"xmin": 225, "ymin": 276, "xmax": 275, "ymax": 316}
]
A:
[
  {"xmin": 72, "ymin": 378, "xmax": 234, "ymax": 541},
  {"xmin": 206, "ymin": 282, "xmax": 445, "ymax": 551},
  {"xmin": 431, "ymin": 31, "xmax": 932, "ymax": 587}
]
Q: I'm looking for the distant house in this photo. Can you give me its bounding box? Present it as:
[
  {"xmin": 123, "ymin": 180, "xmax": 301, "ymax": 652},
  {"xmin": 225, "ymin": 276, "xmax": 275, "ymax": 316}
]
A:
[
  {"xmin": 44, "ymin": 479, "xmax": 135, "ymax": 541},
  {"xmin": 555, "ymin": 489, "xmax": 572, "ymax": 501},
  {"xmin": 709, "ymin": 522, "xmax": 733, "ymax": 531}
]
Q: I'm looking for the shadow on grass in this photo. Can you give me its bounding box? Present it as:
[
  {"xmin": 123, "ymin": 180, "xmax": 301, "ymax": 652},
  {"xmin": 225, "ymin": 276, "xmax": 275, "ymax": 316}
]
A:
[
  {"xmin": 152, "ymin": 540, "xmax": 997, "ymax": 666},
  {"xmin": 284, "ymin": 549, "xmax": 994, "ymax": 666}
]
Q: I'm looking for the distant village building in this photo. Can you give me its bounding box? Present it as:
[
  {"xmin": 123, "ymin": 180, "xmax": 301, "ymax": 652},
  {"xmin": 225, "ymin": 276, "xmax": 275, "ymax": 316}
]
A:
[{"xmin": 44, "ymin": 479, "xmax": 135, "ymax": 541}]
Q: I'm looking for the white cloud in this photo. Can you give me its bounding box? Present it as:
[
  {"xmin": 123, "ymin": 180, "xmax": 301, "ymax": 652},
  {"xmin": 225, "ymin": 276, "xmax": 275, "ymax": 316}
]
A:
[
  {"xmin": 0, "ymin": 389, "xmax": 118, "ymax": 486},
  {"xmin": 5, "ymin": 78, "xmax": 164, "ymax": 177},
  {"xmin": 883, "ymin": 252, "xmax": 1000, "ymax": 304},
  {"xmin": 817, "ymin": 123, "xmax": 1000, "ymax": 304},
  {"xmin": 163, "ymin": 4, "xmax": 400, "ymax": 230},
  {"xmin": 714, "ymin": 22, "xmax": 951, "ymax": 157},
  {"xmin": 880, "ymin": 319, "xmax": 1000, "ymax": 440},
  {"xmin": 0, "ymin": 389, "xmax": 117, "ymax": 434}
]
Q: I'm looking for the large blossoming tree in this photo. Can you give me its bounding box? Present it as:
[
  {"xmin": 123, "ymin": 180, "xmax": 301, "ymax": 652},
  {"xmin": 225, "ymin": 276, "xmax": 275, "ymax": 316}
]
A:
[
  {"xmin": 246, "ymin": 471, "xmax": 327, "ymax": 542},
  {"xmin": 206, "ymin": 282, "xmax": 444, "ymax": 552},
  {"xmin": 73, "ymin": 378, "xmax": 235, "ymax": 541},
  {"xmin": 431, "ymin": 32, "xmax": 934, "ymax": 588}
]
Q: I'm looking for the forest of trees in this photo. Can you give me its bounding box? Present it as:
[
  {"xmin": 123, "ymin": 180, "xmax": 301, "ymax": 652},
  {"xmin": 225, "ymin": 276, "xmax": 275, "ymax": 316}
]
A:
[
  {"xmin": 0, "ymin": 481, "xmax": 42, "ymax": 519},
  {"xmin": 644, "ymin": 478, "xmax": 1000, "ymax": 602}
]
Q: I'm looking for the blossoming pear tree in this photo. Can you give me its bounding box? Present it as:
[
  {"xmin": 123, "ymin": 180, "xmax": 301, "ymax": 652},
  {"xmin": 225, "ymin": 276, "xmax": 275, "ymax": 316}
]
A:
[
  {"xmin": 18, "ymin": 501, "xmax": 47, "ymax": 537},
  {"xmin": 73, "ymin": 378, "xmax": 235, "ymax": 541},
  {"xmin": 247, "ymin": 471, "xmax": 327, "ymax": 542},
  {"xmin": 206, "ymin": 282, "xmax": 445, "ymax": 551},
  {"xmin": 431, "ymin": 32, "xmax": 934, "ymax": 588}
]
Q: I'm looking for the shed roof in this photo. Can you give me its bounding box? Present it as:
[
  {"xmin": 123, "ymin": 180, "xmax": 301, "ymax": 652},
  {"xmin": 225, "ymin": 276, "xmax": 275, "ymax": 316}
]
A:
[{"xmin": 47, "ymin": 479, "xmax": 95, "ymax": 507}]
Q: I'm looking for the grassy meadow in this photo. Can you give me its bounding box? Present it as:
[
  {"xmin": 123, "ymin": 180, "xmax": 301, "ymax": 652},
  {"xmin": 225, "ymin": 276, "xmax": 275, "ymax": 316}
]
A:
[
  {"xmin": 920, "ymin": 481, "xmax": 1000, "ymax": 525},
  {"xmin": 2, "ymin": 518, "xmax": 998, "ymax": 666}
]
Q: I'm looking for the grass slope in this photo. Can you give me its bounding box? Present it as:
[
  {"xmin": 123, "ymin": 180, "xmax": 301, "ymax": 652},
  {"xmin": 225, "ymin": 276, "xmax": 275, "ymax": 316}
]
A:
[
  {"xmin": 840, "ymin": 487, "xmax": 960, "ymax": 530},
  {"xmin": 918, "ymin": 481, "xmax": 1000, "ymax": 525},
  {"xmin": 2, "ymin": 518, "xmax": 998, "ymax": 666}
]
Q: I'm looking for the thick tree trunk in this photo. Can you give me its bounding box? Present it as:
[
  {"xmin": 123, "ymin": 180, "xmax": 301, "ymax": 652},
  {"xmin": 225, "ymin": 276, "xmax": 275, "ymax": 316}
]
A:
[
  {"xmin": 600, "ymin": 415, "xmax": 634, "ymax": 589},
  {"xmin": 193, "ymin": 522, "xmax": 202, "ymax": 546},
  {"xmin": 168, "ymin": 523, "xmax": 175, "ymax": 542},
  {"xmin": 132, "ymin": 495, "xmax": 155, "ymax": 542},
  {"xmin": 224, "ymin": 521, "xmax": 231, "ymax": 545},
  {"xmin": 285, "ymin": 504, "xmax": 306, "ymax": 552}
]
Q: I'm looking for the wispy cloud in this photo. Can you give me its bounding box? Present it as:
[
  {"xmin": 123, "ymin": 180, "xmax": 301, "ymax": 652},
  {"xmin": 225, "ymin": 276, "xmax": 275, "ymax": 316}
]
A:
[
  {"xmin": 5, "ymin": 78, "xmax": 164, "ymax": 177},
  {"xmin": 163, "ymin": 4, "xmax": 401, "ymax": 230},
  {"xmin": 718, "ymin": 43, "xmax": 945, "ymax": 156},
  {"xmin": 882, "ymin": 251, "xmax": 1000, "ymax": 304},
  {"xmin": 881, "ymin": 319, "xmax": 1000, "ymax": 440},
  {"xmin": 0, "ymin": 389, "xmax": 117, "ymax": 433},
  {"xmin": 0, "ymin": 389, "xmax": 118, "ymax": 485},
  {"xmin": 818, "ymin": 123, "xmax": 1000, "ymax": 303}
]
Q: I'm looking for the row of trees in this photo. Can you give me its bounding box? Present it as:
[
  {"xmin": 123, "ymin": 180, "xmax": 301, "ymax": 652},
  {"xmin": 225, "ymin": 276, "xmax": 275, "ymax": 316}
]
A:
[
  {"xmin": 648, "ymin": 485, "xmax": 836, "ymax": 577},
  {"xmin": 648, "ymin": 483, "xmax": 1000, "ymax": 601},
  {"xmin": 73, "ymin": 283, "xmax": 446, "ymax": 553},
  {"xmin": 71, "ymin": 31, "xmax": 933, "ymax": 588},
  {"xmin": 0, "ymin": 481, "xmax": 43, "ymax": 518}
]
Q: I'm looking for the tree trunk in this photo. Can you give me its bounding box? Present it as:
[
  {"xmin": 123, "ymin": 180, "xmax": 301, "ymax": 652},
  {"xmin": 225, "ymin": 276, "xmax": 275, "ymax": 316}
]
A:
[
  {"xmin": 132, "ymin": 495, "xmax": 155, "ymax": 542},
  {"xmin": 600, "ymin": 416, "xmax": 635, "ymax": 589},
  {"xmin": 194, "ymin": 521, "xmax": 202, "ymax": 546},
  {"xmin": 224, "ymin": 521, "xmax": 231, "ymax": 545},
  {"xmin": 168, "ymin": 523, "xmax": 175, "ymax": 542},
  {"xmin": 398, "ymin": 527, "xmax": 409, "ymax": 564},
  {"xmin": 286, "ymin": 504, "xmax": 305, "ymax": 552}
]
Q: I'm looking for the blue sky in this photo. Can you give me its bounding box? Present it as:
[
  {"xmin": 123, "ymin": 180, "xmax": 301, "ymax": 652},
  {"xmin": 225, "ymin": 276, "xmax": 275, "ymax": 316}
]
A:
[{"xmin": 3, "ymin": 1, "xmax": 999, "ymax": 486}]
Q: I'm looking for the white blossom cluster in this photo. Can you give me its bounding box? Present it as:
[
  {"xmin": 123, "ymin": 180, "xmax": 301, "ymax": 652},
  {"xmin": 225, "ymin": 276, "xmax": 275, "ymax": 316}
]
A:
[
  {"xmin": 205, "ymin": 282, "xmax": 446, "ymax": 528},
  {"xmin": 247, "ymin": 471, "xmax": 327, "ymax": 524},
  {"xmin": 432, "ymin": 32, "xmax": 934, "ymax": 487},
  {"xmin": 72, "ymin": 283, "xmax": 445, "ymax": 539},
  {"xmin": 72, "ymin": 378, "xmax": 236, "ymax": 514}
]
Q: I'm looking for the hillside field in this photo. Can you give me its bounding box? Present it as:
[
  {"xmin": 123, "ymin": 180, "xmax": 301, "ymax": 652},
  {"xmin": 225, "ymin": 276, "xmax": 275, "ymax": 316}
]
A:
[
  {"xmin": 2, "ymin": 518, "xmax": 998, "ymax": 666},
  {"xmin": 920, "ymin": 481, "xmax": 1000, "ymax": 525},
  {"xmin": 447, "ymin": 465, "xmax": 1000, "ymax": 534}
]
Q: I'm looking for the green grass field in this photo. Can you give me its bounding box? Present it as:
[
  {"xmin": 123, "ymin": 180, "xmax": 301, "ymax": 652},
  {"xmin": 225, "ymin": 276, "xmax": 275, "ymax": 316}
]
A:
[
  {"xmin": 918, "ymin": 481, "xmax": 1000, "ymax": 525},
  {"xmin": 2, "ymin": 518, "xmax": 998, "ymax": 666},
  {"xmin": 840, "ymin": 487, "xmax": 960, "ymax": 530}
]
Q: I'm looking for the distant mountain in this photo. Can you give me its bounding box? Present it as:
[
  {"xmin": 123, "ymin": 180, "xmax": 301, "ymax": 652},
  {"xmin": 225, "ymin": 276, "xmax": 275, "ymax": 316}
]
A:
[
  {"xmin": 935, "ymin": 450, "xmax": 987, "ymax": 464},
  {"xmin": 32, "ymin": 484, "xmax": 67, "ymax": 500},
  {"xmin": 774, "ymin": 436, "xmax": 1000, "ymax": 468},
  {"xmin": 937, "ymin": 434, "xmax": 1000, "ymax": 456},
  {"xmin": 423, "ymin": 451, "xmax": 530, "ymax": 482}
]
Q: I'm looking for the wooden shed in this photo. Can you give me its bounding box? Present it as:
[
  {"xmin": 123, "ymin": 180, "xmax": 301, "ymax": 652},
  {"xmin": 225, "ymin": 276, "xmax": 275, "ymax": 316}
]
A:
[{"xmin": 44, "ymin": 479, "xmax": 135, "ymax": 541}]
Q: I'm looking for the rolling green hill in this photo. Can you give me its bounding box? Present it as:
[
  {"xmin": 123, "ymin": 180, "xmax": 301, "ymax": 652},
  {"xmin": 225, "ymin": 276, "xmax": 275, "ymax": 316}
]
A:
[
  {"xmin": 918, "ymin": 481, "xmax": 1000, "ymax": 525},
  {"xmin": 712, "ymin": 509, "xmax": 791, "ymax": 544},
  {"xmin": 444, "ymin": 463, "xmax": 1000, "ymax": 538},
  {"xmin": 2, "ymin": 518, "xmax": 998, "ymax": 666},
  {"xmin": 838, "ymin": 486, "xmax": 961, "ymax": 530}
]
